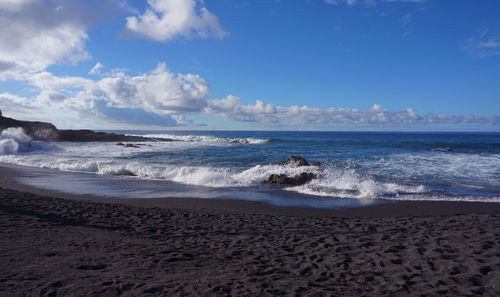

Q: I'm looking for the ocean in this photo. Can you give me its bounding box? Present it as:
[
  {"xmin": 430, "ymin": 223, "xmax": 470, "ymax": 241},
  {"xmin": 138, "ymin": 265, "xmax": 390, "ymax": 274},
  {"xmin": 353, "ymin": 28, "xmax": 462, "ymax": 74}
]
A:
[{"xmin": 1, "ymin": 128, "xmax": 499, "ymax": 208}]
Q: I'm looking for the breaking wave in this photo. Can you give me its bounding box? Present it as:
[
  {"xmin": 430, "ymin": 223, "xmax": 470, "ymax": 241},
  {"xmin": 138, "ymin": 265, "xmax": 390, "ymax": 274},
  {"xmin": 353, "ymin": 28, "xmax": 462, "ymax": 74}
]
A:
[
  {"xmin": 0, "ymin": 127, "xmax": 57, "ymax": 155},
  {"xmin": 284, "ymin": 164, "xmax": 427, "ymax": 199},
  {"xmin": 0, "ymin": 153, "xmax": 432, "ymax": 200},
  {"xmin": 139, "ymin": 133, "xmax": 269, "ymax": 144},
  {"xmin": 1, "ymin": 130, "xmax": 498, "ymax": 203}
]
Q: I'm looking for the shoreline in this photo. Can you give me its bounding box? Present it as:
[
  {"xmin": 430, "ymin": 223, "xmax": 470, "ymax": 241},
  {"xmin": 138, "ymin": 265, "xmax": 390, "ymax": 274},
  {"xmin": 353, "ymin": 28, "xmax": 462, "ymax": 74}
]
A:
[{"xmin": 2, "ymin": 164, "xmax": 500, "ymax": 218}]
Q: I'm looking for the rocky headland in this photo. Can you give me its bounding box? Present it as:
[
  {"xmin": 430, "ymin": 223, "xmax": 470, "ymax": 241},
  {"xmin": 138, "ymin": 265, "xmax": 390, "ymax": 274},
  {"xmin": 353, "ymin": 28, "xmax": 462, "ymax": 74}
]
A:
[{"xmin": 0, "ymin": 113, "xmax": 171, "ymax": 142}]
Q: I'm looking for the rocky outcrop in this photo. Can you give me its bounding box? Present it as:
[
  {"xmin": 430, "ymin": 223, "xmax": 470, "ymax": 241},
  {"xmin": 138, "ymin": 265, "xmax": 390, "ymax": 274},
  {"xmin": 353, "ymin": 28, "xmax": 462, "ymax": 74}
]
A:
[
  {"xmin": 282, "ymin": 155, "xmax": 310, "ymax": 166},
  {"xmin": 0, "ymin": 114, "xmax": 59, "ymax": 141},
  {"xmin": 57, "ymin": 130, "xmax": 167, "ymax": 142},
  {"xmin": 117, "ymin": 143, "xmax": 152, "ymax": 148},
  {"xmin": 0, "ymin": 114, "xmax": 173, "ymax": 142},
  {"xmin": 264, "ymin": 172, "xmax": 316, "ymax": 186},
  {"xmin": 264, "ymin": 156, "xmax": 319, "ymax": 186}
]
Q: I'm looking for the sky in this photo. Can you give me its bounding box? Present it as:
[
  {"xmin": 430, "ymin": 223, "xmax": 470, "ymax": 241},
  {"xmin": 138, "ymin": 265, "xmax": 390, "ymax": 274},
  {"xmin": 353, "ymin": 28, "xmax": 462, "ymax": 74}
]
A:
[{"xmin": 0, "ymin": 0, "xmax": 499, "ymax": 131}]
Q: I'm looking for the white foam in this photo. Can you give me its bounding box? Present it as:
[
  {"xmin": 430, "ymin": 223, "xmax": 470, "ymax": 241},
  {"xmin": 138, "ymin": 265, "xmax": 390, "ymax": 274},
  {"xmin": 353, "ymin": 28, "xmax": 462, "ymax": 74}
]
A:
[
  {"xmin": 0, "ymin": 139, "xmax": 20, "ymax": 155},
  {"xmin": 139, "ymin": 133, "xmax": 269, "ymax": 144},
  {"xmin": 0, "ymin": 127, "xmax": 61, "ymax": 155},
  {"xmin": 232, "ymin": 164, "xmax": 321, "ymax": 185},
  {"xmin": 0, "ymin": 127, "xmax": 31, "ymax": 155},
  {"xmin": 365, "ymin": 152, "xmax": 500, "ymax": 186},
  {"xmin": 0, "ymin": 134, "xmax": 497, "ymax": 203},
  {"xmin": 284, "ymin": 164, "xmax": 428, "ymax": 199}
]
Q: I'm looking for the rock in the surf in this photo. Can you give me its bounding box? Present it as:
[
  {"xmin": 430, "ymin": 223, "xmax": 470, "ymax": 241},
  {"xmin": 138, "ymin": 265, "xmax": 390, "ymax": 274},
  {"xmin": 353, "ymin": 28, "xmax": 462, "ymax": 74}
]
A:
[
  {"xmin": 265, "ymin": 172, "xmax": 316, "ymax": 186},
  {"xmin": 282, "ymin": 155, "xmax": 310, "ymax": 167}
]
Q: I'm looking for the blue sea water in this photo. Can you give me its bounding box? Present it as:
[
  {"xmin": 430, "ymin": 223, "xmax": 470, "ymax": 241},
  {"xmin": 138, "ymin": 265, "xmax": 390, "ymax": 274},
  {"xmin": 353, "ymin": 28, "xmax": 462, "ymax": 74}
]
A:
[{"xmin": 1, "ymin": 128, "xmax": 499, "ymax": 207}]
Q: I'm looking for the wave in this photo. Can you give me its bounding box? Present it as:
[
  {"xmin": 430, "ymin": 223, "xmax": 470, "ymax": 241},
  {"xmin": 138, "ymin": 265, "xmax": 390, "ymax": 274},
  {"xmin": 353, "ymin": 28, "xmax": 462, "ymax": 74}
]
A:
[
  {"xmin": 2, "ymin": 154, "xmax": 499, "ymax": 202},
  {"xmin": 0, "ymin": 127, "xmax": 58, "ymax": 155},
  {"xmin": 138, "ymin": 133, "xmax": 269, "ymax": 144},
  {"xmin": 430, "ymin": 147, "xmax": 453, "ymax": 152},
  {"xmin": 1, "ymin": 135, "xmax": 498, "ymax": 203},
  {"xmin": 366, "ymin": 152, "xmax": 500, "ymax": 186},
  {"xmin": 284, "ymin": 164, "xmax": 427, "ymax": 199},
  {"xmin": 0, "ymin": 153, "xmax": 429, "ymax": 200}
]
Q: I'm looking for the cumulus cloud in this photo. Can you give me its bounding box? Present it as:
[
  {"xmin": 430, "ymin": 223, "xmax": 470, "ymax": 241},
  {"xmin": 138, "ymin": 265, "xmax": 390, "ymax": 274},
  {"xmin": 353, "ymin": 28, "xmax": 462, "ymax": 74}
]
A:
[
  {"xmin": 125, "ymin": 0, "xmax": 227, "ymax": 42},
  {"xmin": 2, "ymin": 71, "xmax": 498, "ymax": 127},
  {"xmin": 206, "ymin": 96, "xmax": 496, "ymax": 126},
  {"xmin": 0, "ymin": 0, "xmax": 92, "ymax": 79},
  {"xmin": 1, "ymin": 62, "xmax": 212, "ymax": 127},
  {"xmin": 461, "ymin": 28, "xmax": 500, "ymax": 57},
  {"xmin": 0, "ymin": 1, "xmax": 495, "ymax": 128},
  {"xmin": 93, "ymin": 62, "xmax": 210, "ymax": 114}
]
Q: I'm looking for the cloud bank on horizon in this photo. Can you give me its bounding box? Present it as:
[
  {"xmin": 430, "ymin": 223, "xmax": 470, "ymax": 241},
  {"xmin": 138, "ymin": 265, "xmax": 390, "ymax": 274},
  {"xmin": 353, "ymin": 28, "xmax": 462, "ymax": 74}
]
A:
[{"xmin": 0, "ymin": 0, "xmax": 498, "ymax": 130}]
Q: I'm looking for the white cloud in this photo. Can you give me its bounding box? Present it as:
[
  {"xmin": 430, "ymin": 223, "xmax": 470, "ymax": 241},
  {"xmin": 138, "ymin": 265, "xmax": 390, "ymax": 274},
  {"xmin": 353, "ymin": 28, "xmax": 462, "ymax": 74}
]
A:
[
  {"xmin": 125, "ymin": 0, "xmax": 227, "ymax": 42},
  {"xmin": 0, "ymin": 0, "xmax": 91, "ymax": 79},
  {"xmin": 93, "ymin": 62, "xmax": 210, "ymax": 114},
  {"xmin": 89, "ymin": 62, "xmax": 104, "ymax": 75},
  {"xmin": 461, "ymin": 28, "xmax": 500, "ymax": 57},
  {"xmin": 1, "ymin": 62, "xmax": 211, "ymax": 126},
  {"xmin": 0, "ymin": 1, "xmax": 494, "ymax": 129},
  {"xmin": 206, "ymin": 96, "xmax": 495, "ymax": 126},
  {"xmin": 2, "ymin": 70, "xmax": 497, "ymax": 127}
]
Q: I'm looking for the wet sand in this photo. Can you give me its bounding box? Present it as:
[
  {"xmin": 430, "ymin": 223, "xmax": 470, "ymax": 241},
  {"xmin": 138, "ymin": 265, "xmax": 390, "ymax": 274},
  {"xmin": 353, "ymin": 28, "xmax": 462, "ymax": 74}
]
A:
[{"xmin": 1, "ymin": 166, "xmax": 500, "ymax": 296}]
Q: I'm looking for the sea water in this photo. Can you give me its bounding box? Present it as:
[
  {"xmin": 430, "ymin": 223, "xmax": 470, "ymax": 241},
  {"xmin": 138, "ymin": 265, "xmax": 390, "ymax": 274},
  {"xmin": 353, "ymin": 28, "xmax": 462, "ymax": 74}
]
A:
[{"xmin": 1, "ymin": 128, "xmax": 499, "ymax": 207}]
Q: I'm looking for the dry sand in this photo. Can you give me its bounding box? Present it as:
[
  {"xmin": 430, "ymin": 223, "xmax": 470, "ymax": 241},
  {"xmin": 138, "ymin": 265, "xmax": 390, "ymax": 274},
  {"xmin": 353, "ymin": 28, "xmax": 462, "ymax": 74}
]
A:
[{"xmin": 1, "ymin": 166, "xmax": 500, "ymax": 296}]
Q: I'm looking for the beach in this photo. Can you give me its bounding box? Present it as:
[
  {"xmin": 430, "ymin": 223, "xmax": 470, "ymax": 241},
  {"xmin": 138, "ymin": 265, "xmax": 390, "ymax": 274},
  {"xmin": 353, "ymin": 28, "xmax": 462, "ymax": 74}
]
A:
[
  {"xmin": 2, "ymin": 166, "xmax": 500, "ymax": 296},
  {"xmin": 1, "ymin": 0, "xmax": 499, "ymax": 295}
]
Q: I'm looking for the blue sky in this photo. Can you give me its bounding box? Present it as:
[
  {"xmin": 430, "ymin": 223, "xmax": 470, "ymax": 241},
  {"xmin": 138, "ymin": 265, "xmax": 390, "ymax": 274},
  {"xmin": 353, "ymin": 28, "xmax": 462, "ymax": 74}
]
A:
[{"xmin": 0, "ymin": 0, "xmax": 499, "ymax": 131}]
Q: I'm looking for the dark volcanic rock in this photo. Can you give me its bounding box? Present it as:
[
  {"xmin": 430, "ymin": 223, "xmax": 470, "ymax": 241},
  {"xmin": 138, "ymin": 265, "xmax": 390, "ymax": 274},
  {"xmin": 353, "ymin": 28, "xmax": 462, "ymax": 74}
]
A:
[
  {"xmin": 265, "ymin": 172, "xmax": 316, "ymax": 186},
  {"xmin": 282, "ymin": 156, "xmax": 310, "ymax": 167},
  {"xmin": 0, "ymin": 114, "xmax": 173, "ymax": 142},
  {"xmin": 57, "ymin": 130, "xmax": 158, "ymax": 142},
  {"xmin": 0, "ymin": 115, "xmax": 59, "ymax": 141},
  {"xmin": 117, "ymin": 143, "xmax": 143, "ymax": 148},
  {"xmin": 264, "ymin": 156, "xmax": 320, "ymax": 186}
]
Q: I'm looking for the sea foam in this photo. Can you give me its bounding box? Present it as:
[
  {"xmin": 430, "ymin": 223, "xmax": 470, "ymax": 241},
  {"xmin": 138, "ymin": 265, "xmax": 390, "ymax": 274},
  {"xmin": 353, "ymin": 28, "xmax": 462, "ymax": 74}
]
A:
[
  {"xmin": 1, "ymin": 130, "xmax": 498, "ymax": 203},
  {"xmin": 0, "ymin": 127, "xmax": 60, "ymax": 155},
  {"xmin": 283, "ymin": 164, "xmax": 427, "ymax": 199},
  {"xmin": 0, "ymin": 127, "xmax": 32, "ymax": 155},
  {"xmin": 139, "ymin": 133, "xmax": 269, "ymax": 144}
]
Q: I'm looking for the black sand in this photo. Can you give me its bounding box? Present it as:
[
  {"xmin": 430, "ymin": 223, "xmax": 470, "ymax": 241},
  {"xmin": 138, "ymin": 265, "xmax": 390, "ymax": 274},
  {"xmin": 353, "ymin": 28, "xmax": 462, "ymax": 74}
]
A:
[{"xmin": 1, "ymin": 166, "xmax": 500, "ymax": 296}]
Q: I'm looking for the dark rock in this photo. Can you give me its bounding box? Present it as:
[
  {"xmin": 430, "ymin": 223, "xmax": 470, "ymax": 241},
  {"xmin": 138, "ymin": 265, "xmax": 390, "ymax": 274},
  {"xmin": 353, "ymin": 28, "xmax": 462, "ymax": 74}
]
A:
[
  {"xmin": 125, "ymin": 144, "xmax": 140, "ymax": 148},
  {"xmin": 57, "ymin": 130, "xmax": 162, "ymax": 142},
  {"xmin": 117, "ymin": 143, "xmax": 150, "ymax": 148},
  {"xmin": 0, "ymin": 114, "xmax": 59, "ymax": 141},
  {"xmin": 0, "ymin": 114, "xmax": 174, "ymax": 142},
  {"xmin": 282, "ymin": 156, "xmax": 310, "ymax": 167},
  {"xmin": 312, "ymin": 161, "xmax": 321, "ymax": 167},
  {"xmin": 264, "ymin": 172, "xmax": 316, "ymax": 186}
]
